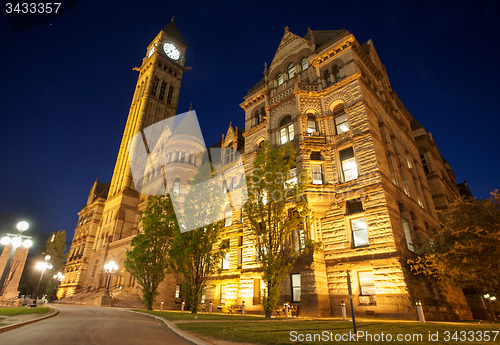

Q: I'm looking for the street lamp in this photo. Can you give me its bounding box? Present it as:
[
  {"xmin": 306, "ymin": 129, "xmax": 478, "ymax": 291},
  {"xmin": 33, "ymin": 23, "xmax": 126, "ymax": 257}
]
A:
[
  {"xmin": 51, "ymin": 272, "xmax": 65, "ymax": 301},
  {"xmin": 0, "ymin": 221, "xmax": 32, "ymax": 296},
  {"xmin": 103, "ymin": 260, "xmax": 118, "ymax": 295},
  {"xmin": 32, "ymin": 255, "xmax": 53, "ymax": 307}
]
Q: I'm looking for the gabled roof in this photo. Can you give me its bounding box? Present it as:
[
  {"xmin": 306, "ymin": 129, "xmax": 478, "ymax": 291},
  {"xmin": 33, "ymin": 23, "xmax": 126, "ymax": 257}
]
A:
[
  {"xmin": 162, "ymin": 20, "xmax": 186, "ymax": 47},
  {"xmin": 303, "ymin": 29, "xmax": 348, "ymax": 50}
]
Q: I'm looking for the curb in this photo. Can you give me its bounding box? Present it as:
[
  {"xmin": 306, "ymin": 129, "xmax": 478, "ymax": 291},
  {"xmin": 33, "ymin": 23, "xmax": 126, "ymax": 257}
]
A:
[
  {"xmin": 0, "ymin": 305, "xmax": 59, "ymax": 334},
  {"xmin": 126, "ymin": 310, "xmax": 209, "ymax": 345}
]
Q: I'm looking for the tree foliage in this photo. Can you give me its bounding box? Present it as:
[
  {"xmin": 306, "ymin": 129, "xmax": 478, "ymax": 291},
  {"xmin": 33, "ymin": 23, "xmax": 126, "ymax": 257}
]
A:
[
  {"xmin": 169, "ymin": 163, "xmax": 224, "ymax": 313},
  {"xmin": 409, "ymin": 190, "xmax": 500, "ymax": 295},
  {"xmin": 124, "ymin": 195, "xmax": 177, "ymax": 310},
  {"xmin": 18, "ymin": 230, "xmax": 68, "ymax": 298},
  {"xmin": 244, "ymin": 141, "xmax": 317, "ymax": 317}
]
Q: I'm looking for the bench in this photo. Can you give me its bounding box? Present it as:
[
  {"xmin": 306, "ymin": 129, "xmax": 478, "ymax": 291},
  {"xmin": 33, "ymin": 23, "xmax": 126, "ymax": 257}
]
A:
[
  {"xmin": 275, "ymin": 305, "xmax": 298, "ymax": 317},
  {"xmin": 229, "ymin": 304, "xmax": 243, "ymax": 314}
]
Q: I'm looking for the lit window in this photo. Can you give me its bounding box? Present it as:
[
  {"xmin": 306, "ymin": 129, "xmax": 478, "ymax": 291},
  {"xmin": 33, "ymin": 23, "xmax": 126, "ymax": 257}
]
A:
[
  {"xmin": 333, "ymin": 105, "xmax": 349, "ymax": 134},
  {"xmin": 286, "ymin": 167, "xmax": 297, "ymax": 187},
  {"xmin": 173, "ymin": 178, "xmax": 180, "ymax": 195},
  {"xmin": 220, "ymin": 285, "xmax": 227, "ymax": 304},
  {"xmin": 312, "ymin": 165, "xmax": 323, "ymax": 185},
  {"xmin": 358, "ymin": 271, "xmax": 375, "ymax": 295},
  {"xmin": 277, "ymin": 73, "xmax": 283, "ymax": 86},
  {"xmin": 175, "ymin": 284, "xmax": 181, "ymax": 298},
  {"xmin": 222, "ymin": 253, "xmax": 230, "ymax": 270},
  {"xmin": 224, "ymin": 204, "xmax": 232, "ymax": 227},
  {"xmin": 401, "ymin": 218, "xmax": 415, "ymax": 251},
  {"xmin": 231, "ymin": 176, "xmax": 237, "ymax": 191},
  {"xmin": 279, "ymin": 115, "xmax": 294, "ymax": 145},
  {"xmin": 340, "ymin": 147, "xmax": 358, "ymax": 182},
  {"xmin": 351, "ymin": 217, "xmax": 368, "ymax": 247},
  {"xmin": 222, "ymin": 180, "xmax": 228, "ymax": 194},
  {"xmin": 301, "ymin": 57, "xmax": 308, "ymax": 71},
  {"xmin": 307, "ymin": 116, "xmax": 317, "ymax": 134},
  {"xmin": 288, "ymin": 63, "xmax": 296, "ymax": 79},
  {"xmin": 291, "ymin": 273, "xmax": 301, "ymax": 302}
]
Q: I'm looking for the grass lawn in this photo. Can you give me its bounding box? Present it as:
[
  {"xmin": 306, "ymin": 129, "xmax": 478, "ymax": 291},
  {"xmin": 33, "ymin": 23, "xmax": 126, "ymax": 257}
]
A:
[
  {"xmin": 0, "ymin": 307, "xmax": 52, "ymax": 316},
  {"xmin": 135, "ymin": 310, "xmax": 262, "ymax": 321},
  {"xmin": 135, "ymin": 310, "xmax": 500, "ymax": 344},
  {"xmin": 176, "ymin": 321, "xmax": 500, "ymax": 345}
]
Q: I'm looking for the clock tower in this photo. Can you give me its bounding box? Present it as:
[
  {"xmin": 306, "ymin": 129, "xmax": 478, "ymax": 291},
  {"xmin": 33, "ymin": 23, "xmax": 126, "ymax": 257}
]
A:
[{"xmin": 60, "ymin": 20, "xmax": 189, "ymax": 299}]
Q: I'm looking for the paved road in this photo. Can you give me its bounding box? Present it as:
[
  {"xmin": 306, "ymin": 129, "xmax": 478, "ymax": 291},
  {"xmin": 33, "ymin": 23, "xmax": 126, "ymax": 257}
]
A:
[{"xmin": 0, "ymin": 304, "xmax": 195, "ymax": 345}]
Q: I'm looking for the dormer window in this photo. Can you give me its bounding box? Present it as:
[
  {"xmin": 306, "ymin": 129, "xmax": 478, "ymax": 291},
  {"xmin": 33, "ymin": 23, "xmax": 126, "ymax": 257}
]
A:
[
  {"xmin": 277, "ymin": 73, "xmax": 283, "ymax": 86},
  {"xmin": 279, "ymin": 115, "xmax": 294, "ymax": 145},
  {"xmin": 287, "ymin": 63, "xmax": 296, "ymax": 79}
]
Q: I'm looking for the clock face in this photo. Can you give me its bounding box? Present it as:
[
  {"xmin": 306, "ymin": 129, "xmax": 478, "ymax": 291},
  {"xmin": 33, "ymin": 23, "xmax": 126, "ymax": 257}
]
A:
[
  {"xmin": 147, "ymin": 46, "xmax": 155, "ymax": 58},
  {"xmin": 163, "ymin": 42, "xmax": 180, "ymax": 60}
]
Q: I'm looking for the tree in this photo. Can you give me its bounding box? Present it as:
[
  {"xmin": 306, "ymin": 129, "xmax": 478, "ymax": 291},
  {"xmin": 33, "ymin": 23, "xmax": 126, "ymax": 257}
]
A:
[
  {"xmin": 124, "ymin": 195, "xmax": 177, "ymax": 310},
  {"xmin": 169, "ymin": 163, "xmax": 224, "ymax": 313},
  {"xmin": 409, "ymin": 190, "xmax": 500, "ymax": 295},
  {"xmin": 244, "ymin": 141, "xmax": 316, "ymax": 318},
  {"xmin": 18, "ymin": 230, "xmax": 68, "ymax": 298}
]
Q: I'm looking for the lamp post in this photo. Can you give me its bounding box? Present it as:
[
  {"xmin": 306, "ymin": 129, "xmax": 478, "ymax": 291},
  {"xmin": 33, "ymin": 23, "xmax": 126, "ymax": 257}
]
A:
[
  {"xmin": 103, "ymin": 260, "xmax": 118, "ymax": 295},
  {"xmin": 32, "ymin": 255, "xmax": 53, "ymax": 307},
  {"xmin": 0, "ymin": 221, "xmax": 32, "ymax": 297},
  {"xmin": 51, "ymin": 272, "xmax": 65, "ymax": 301}
]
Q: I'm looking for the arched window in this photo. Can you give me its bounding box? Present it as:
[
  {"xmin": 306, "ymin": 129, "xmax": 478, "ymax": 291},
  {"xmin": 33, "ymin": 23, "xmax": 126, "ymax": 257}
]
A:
[
  {"xmin": 224, "ymin": 204, "xmax": 232, "ymax": 227},
  {"xmin": 167, "ymin": 85, "xmax": 174, "ymax": 105},
  {"xmin": 307, "ymin": 114, "xmax": 317, "ymax": 134},
  {"xmin": 333, "ymin": 104, "xmax": 349, "ymax": 134},
  {"xmin": 255, "ymin": 109, "xmax": 261, "ymax": 125},
  {"xmin": 324, "ymin": 69, "xmax": 333, "ymax": 86},
  {"xmin": 158, "ymin": 82, "xmax": 167, "ymax": 101},
  {"xmin": 277, "ymin": 73, "xmax": 283, "ymax": 86},
  {"xmin": 334, "ymin": 66, "xmax": 342, "ymax": 82},
  {"xmin": 279, "ymin": 115, "xmax": 294, "ymax": 145},
  {"xmin": 173, "ymin": 178, "xmax": 180, "ymax": 195},
  {"xmin": 151, "ymin": 78, "xmax": 159, "ymax": 97},
  {"xmin": 287, "ymin": 63, "xmax": 296, "ymax": 79},
  {"xmin": 301, "ymin": 57, "xmax": 308, "ymax": 71}
]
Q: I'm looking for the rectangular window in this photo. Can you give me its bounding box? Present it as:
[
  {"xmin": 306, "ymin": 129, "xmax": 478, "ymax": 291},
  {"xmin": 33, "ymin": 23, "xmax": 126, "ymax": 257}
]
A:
[
  {"xmin": 159, "ymin": 82, "xmax": 166, "ymax": 101},
  {"xmin": 401, "ymin": 218, "xmax": 415, "ymax": 252},
  {"xmin": 358, "ymin": 271, "xmax": 375, "ymax": 295},
  {"xmin": 288, "ymin": 124, "xmax": 294, "ymax": 141},
  {"xmin": 346, "ymin": 199, "xmax": 363, "ymax": 215},
  {"xmin": 175, "ymin": 284, "xmax": 181, "ymax": 298},
  {"xmin": 351, "ymin": 217, "xmax": 369, "ymax": 247},
  {"xmin": 220, "ymin": 285, "xmax": 227, "ymax": 304},
  {"xmin": 286, "ymin": 167, "xmax": 297, "ymax": 187},
  {"xmin": 222, "ymin": 253, "xmax": 230, "ymax": 270},
  {"xmin": 291, "ymin": 273, "xmax": 301, "ymax": 302},
  {"xmin": 237, "ymin": 248, "xmax": 243, "ymax": 268},
  {"xmin": 307, "ymin": 118, "xmax": 316, "ymax": 133},
  {"xmin": 224, "ymin": 207, "xmax": 232, "ymax": 227},
  {"xmin": 253, "ymin": 279, "xmax": 261, "ymax": 305},
  {"xmin": 340, "ymin": 147, "xmax": 358, "ymax": 182},
  {"xmin": 280, "ymin": 127, "xmax": 287, "ymax": 145},
  {"xmin": 312, "ymin": 165, "xmax": 323, "ymax": 185},
  {"xmin": 335, "ymin": 114, "xmax": 349, "ymax": 134}
]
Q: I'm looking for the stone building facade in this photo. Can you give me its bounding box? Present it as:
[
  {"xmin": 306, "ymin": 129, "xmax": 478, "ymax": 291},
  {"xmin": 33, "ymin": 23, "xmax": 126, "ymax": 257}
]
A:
[{"xmin": 58, "ymin": 22, "xmax": 473, "ymax": 320}]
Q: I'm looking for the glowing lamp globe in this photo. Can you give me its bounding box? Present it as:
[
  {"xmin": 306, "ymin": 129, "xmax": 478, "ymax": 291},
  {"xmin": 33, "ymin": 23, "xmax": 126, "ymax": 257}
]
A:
[
  {"xmin": 11, "ymin": 236, "xmax": 22, "ymax": 248},
  {"xmin": 23, "ymin": 239, "xmax": 33, "ymax": 248},
  {"xmin": 1, "ymin": 236, "xmax": 10, "ymax": 245},
  {"xmin": 17, "ymin": 221, "xmax": 29, "ymax": 232}
]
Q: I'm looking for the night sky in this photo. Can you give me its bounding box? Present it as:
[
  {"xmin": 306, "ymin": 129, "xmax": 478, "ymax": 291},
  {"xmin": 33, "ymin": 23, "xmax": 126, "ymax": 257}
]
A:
[{"xmin": 1, "ymin": 0, "xmax": 499, "ymax": 248}]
